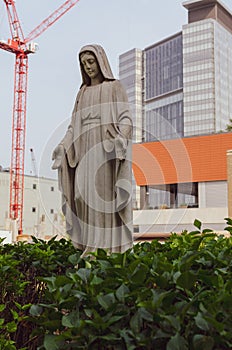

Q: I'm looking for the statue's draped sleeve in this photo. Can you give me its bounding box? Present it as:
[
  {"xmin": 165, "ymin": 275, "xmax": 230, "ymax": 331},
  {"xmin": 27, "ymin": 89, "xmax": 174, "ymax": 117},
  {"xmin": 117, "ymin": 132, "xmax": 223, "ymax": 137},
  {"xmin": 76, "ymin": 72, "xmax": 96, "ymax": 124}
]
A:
[
  {"xmin": 100, "ymin": 80, "xmax": 133, "ymax": 232},
  {"xmin": 60, "ymin": 90, "xmax": 82, "ymax": 168},
  {"xmin": 57, "ymin": 90, "xmax": 83, "ymax": 236}
]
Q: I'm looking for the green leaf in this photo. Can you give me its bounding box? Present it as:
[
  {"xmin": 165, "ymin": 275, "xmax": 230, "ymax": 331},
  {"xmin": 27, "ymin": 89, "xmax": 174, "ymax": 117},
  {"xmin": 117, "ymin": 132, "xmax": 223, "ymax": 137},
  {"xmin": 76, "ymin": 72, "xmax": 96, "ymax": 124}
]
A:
[
  {"xmin": 62, "ymin": 310, "xmax": 80, "ymax": 328},
  {"xmin": 167, "ymin": 333, "xmax": 188, "ymax": 350},
  {"xmin": 179, "ymin": 251, "xmax": 200, "ymax": 272},
  {"xmin": 90, "ymin": 275, "xmax": 104, "ymax": 285},
  {"xmin": 72, "ymin": 290, "xmax": 87, "ymax": 301},
  {"xmin": 163, "ymin": 315, "xmax": 180, "ymax": 331},
  {"xmin": 6, "ymin": 321, "xmax": 17, "ymax": 333},
  {"xmin": 224, "ymin": 226, "xmax": 232, "ymax": 234},
  {"xmin": 0, "ymin": 318, "xmax": 5, "ymax": 326},
  {"xmin": 130, "ymin": 262, "xmax": 149, "ymax": 284},
  {"xmin": 193, "ymin": 334, "xmax": 214, "ymax": 350},
  {"xmin": 54, "ymin": 275, "xmax": 71, "ymax": 288},
  {"xmin": 138, "ymin": 307, "xmax": 153, "ymax": 322},
  {"xmin": 202, "ymin": 229, "xmax": 214, "ymax": 234},
  {"xmin": 176, "ymin": 271, "xmax": 197, "ymax": 289},
  {"xmin": 99, "ymin": 334, "xmax": 120, "ymax": 341},
  {"xmin": 151, "ymin": 290, "xmax": 171, "ymax": 309},
  {"xmin": 11, "ymin": 309, "xmax": 18, "ymax": 321},
  {"xmin": 195, "ymin": 312, "xmax": 210, "ymax": 331},
  {"xmin": 130, "ymin": 311, "xmax": 142, "ymax": 333},
  {"xmin": 116, "ymin": 283, "xmax": 130, "ymax": 301},
  {"xmin": 97, "ymin": 293, "xmax": 116, "ymax": 310},
  {"xmin": 97, "ymin": 259, "xmax": 112, "ymax": 271},
  {"xmin": 225, "ymin": 217, "xmax": 232, "ymax": 226},
  {"xmin": 0, "ymin": 304, "xmax": 5, "ymax": 312},
  {"xmin": 76, "ymin": 268, "xmax": 91, "ymax": 283},
  {"xmin": 44, "ymin": 334, "xmax": 65, "ymax": 350},
  {"xmin": 41, "ymin": 319, "xmax": 61, "ymax": 331},
  {"xmin": 194, "ymin": 219, "xmax": 202, "ymax": 230},
  {"xmin": 119, "ymin": 329, "xmax": 136, "ymax": 350},
  {"xmin": 95, "ymin": 248, "xmax": 108, "ymax": 258},
  {"xmin": 31, "ymin": 236, "xmax": 40, "ymax": 243},
  {"xmin": 68, "ymin": 252, "xmax": 81, "ymax": 266},
  {"xmin": 84, "ymin": 308, "xmax": 93, "ymax": 318},
  {"xmin": 30, "ymin": 305, "xmax": 43, "ymax": 317},
  {"xmin": 14, "ymin": 302, "xmax": 22, "ymax": 310},
  {"xmin": 0, "ymin": 340, "xmax": 16, "ymax": 350},
  {"xmin": 85, "ymin": 260, "xmax": 92, "ymax": 269},
  {"xmin": 104, "ymin": 315, "xmax": 124, "ymax": 326}
]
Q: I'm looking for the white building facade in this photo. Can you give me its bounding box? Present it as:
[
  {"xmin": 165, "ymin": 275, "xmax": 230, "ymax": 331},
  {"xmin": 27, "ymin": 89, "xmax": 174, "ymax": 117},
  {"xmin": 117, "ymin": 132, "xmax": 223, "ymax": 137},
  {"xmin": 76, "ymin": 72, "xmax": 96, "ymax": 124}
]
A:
[{"xmin": 0, "ymin": 171, "xmax": 65, "ymax": 240}]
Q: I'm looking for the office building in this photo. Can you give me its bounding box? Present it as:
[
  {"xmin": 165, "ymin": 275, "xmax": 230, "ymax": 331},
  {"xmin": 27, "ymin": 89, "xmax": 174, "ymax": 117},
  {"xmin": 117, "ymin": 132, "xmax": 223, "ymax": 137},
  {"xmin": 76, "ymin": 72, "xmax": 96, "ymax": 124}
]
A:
[
  {"xmin": 120, "ymin": 0, "xmax": 232, "ymax": 142},
  {"xmin": 145, "ymin": 32, "xmax": 184, "ymax": 142},
  {"xmin": 119, "ymin": 48, "xmax": 143, "ymax": 208},
  {"xmin": 119, "ymin": 48, "xmax": 143, "ymax": 143},
  {"xmin": 183, "ymin": 0, "xmax": 232, "ymax": 136},
  {"xmin": 119, "ymin": 0, "xmax": 232, "ymax": 232}
]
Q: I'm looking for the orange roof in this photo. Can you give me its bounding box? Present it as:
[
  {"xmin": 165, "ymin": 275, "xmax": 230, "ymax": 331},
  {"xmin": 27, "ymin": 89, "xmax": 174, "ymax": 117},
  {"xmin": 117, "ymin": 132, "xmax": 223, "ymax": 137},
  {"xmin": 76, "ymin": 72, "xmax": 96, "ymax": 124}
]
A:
[{"xmin": 132, "ymin": 133, "xmax": 232, "ymax": 186}]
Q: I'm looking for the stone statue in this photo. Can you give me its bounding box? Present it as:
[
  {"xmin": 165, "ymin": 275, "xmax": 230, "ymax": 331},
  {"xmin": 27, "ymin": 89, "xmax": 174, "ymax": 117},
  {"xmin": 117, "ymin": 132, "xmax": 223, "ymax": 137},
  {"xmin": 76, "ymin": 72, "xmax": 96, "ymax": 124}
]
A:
[{"xmin": 52, "ymin": 44, "xmax": 133, "ymax": 255}]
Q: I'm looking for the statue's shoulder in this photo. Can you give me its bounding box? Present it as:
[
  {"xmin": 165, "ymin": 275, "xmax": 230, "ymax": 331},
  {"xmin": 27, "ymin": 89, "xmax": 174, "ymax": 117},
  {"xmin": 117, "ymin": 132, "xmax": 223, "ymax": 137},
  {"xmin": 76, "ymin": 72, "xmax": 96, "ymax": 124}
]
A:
[
  {"xmin": 75, "ymin": 85, "xmax": 86, "ymax": 103},
  {"xmin": 111, "ymin": 79, "xmax": 122, "ymax": 87},
  {"xmin": 102, "ymin": 79, "xmax": 124, "ymax": 94},
  {"xmin": 104, "ymin": 79, "xmax": 121, "ymax": 86},
  {"xmin": 109, "ymin": 79, "xmax": 126, "ymax": 93},
  {"xmin": 109, "ymin": 80, "xmax": 128, "ymax": 101}
]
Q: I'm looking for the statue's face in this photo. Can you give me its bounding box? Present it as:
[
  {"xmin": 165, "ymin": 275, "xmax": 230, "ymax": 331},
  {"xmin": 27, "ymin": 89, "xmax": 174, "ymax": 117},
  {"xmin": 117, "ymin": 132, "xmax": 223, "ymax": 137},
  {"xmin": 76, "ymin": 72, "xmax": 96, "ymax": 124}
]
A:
[{"xmin": 80, "ymin": 52, "xmax": 101, "ymax": 81}]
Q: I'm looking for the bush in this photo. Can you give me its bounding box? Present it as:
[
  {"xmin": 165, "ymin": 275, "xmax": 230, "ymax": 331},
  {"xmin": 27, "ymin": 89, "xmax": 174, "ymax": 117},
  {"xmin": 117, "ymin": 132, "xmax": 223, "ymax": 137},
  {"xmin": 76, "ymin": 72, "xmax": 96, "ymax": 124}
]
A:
[
  {"xmin": 1, "ymin": 219, "xmax": 232, "ymax": 349},
  {"xmin": 0, "ymin": 236, "xmax": 78, "ymax": 349}
]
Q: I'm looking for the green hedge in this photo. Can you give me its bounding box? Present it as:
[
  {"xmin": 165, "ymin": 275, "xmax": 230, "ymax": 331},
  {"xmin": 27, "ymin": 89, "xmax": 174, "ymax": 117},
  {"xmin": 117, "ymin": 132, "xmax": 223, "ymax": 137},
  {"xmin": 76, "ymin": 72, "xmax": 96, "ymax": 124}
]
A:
[{"xmin": 1, "ymin": 219, "xmax": 232, "ymax": 350}]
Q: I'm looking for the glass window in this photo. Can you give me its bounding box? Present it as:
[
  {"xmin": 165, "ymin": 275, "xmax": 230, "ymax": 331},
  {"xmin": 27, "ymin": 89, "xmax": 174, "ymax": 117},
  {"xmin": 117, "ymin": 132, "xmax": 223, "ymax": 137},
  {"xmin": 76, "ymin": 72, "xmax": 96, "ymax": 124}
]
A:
[{"xmin": 145, "ymin": 34, "xmax": 183, "ymax": 100}]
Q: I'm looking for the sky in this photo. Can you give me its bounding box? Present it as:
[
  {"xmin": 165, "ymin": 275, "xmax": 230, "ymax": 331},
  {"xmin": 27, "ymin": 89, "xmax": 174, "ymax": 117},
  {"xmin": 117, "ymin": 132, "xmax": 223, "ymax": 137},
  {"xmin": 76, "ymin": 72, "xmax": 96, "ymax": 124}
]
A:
[{"xmin": 0, "ymin": 0, "xmax": 231, "ymax": 179}]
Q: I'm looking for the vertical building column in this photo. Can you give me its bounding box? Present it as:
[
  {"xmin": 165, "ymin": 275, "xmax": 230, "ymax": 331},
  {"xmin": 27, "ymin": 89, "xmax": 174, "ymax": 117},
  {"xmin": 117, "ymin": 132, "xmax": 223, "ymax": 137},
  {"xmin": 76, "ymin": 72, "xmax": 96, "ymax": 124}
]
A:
[
  {"xmin": 227, "ymin": 150, "xmax": 232, "ymax": 218},
  {"xmin": 170, "ymin": 184, "xmax": 177, "ymax": 208},
  {"xmin": 140, "ymin": 186, "xmax": 149, "ymax": 209}
]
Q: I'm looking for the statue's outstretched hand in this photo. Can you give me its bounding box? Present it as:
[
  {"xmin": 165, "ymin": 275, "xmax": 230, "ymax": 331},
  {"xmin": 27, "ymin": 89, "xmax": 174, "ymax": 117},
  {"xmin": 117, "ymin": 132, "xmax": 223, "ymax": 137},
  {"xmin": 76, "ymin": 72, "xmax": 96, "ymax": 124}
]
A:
[
  {"xmin": 115, "ymin": 136, "xmax": 127, "ymax": 160},
  {"xmin": 52, "ymin": 144, "xmax": 65, "ymax": 169}
]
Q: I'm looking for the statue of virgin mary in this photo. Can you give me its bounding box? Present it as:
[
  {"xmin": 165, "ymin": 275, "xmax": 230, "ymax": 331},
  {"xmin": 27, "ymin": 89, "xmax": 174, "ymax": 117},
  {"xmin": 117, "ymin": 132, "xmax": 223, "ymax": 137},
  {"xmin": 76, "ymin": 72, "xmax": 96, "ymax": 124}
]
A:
[{"xmin": 52, "ymin": 44, "xmax": 133, "ymax": 255}]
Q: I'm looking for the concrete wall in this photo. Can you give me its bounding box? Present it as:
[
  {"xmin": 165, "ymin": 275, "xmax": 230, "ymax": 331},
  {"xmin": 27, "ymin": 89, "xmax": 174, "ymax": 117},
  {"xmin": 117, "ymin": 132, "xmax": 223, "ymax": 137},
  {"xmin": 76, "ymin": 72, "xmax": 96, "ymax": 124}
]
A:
[
  {"xmin": 199, "ymin": 181, "xmax": 227, "ymax": 208},
  {"xmin": 133, "ymin": 207, "xmax": 228, "ymax": 233}
]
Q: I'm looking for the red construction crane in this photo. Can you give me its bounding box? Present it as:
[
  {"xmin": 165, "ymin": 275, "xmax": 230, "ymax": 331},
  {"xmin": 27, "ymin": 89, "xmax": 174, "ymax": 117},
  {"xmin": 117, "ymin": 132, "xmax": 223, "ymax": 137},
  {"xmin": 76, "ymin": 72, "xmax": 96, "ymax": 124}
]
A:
[{"xmin": 0, "ymin": 0, "xmax": 80, "ymax": 235}]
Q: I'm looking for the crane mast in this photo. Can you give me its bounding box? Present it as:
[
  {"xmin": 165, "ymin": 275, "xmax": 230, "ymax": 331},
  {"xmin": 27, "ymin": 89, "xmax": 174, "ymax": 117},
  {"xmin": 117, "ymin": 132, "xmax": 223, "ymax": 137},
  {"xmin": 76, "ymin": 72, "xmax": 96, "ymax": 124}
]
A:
[
  {"xmin": 10, "ymin": 54, "xmax": 28, "ymax": 234},
  {"xmin": 0, "ymin": 0, "xmax": 80, "ymax": 235},
  {"xmin": 1, "ymin": 1, "xmax": 28, "ymax": 234}
]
